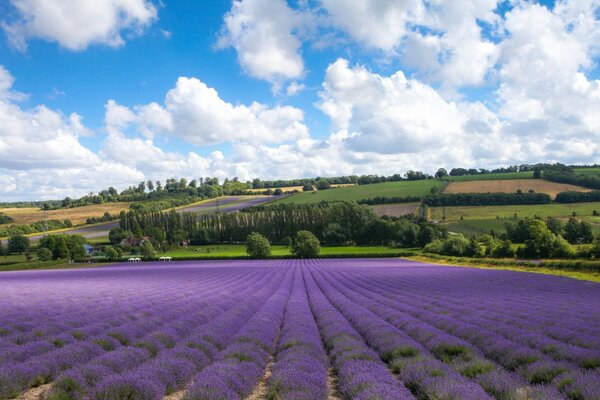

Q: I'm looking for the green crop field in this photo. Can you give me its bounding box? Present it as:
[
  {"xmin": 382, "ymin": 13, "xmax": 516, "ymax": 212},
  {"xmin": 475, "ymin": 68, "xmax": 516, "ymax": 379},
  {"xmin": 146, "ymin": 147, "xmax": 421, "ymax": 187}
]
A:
[
  {"xmin": 430, "ymin": 202, "xmax": 600, "ymax": 221},
  {"xmin": 444, "ymin": 171, "xmax": 533, "ymax": 181},
  {"xmin": 157, "ymin": 245, "xmax": 409, "ymax": 258},
  {"xmin": 574, "ymin": 168, "xmax": 600, "ymax": 176},
  {"xmin": 444, "ymin": 217, "xmax": 519, "ymax": 236},
  {"xmin": 272, "ymin": 180, "xmax": 443, "ymax": 205}
]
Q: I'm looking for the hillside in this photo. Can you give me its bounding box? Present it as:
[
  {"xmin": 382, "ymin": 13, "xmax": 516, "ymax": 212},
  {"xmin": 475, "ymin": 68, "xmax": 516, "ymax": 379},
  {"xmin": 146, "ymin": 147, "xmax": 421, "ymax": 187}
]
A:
[
  {"xmin": 443, "ymin": 179, "xmax": 590, "ymax": 199},
  {"xmin": 272, "ymin": 179, "xmax": 443, "ymax": 205},
  {"xmin": 0, "ymin": 202, "xmax": 131, "ymax": 226}
]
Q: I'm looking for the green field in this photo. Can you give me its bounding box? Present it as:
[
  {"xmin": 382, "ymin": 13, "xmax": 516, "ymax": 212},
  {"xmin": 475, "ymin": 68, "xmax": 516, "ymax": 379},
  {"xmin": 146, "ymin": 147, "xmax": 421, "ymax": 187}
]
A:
[
  {"xmin": 444, "ymin": 217, "xmax": 519, "ymax": 236},
  {"xmin": 430, "ymin": 202, "xmax": 600, "ymax": 221},
  {"xmin": 272, "ymin": 180, "xmax": 443, "ymax": 205},
  {"xmin": 444, "ymin": 171, "xmax": 533, "ymax": 181},
  {"xmin": 0, "ymin": 253, "xmax": 27, "ymax": 265},
  {"xmin": 574, "ymin": 168, "xmax": 600, "ymax": 176},
  {"xmin": 156, "ymin": 245, "xmax": 409, "ymax": 258}
]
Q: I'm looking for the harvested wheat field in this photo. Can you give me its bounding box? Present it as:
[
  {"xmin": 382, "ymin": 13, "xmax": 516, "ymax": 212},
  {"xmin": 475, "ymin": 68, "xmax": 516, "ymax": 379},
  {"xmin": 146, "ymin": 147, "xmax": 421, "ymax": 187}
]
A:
[
  {"xmin": 0, "ymin": 202, "xmax": 131, "ymax": 226},
  {"xmin": 443, "ymin": 179, "xmax": 591, "ymax": 199},
  {"xmin": 372, "ymin": 202, "xmax": 420, "ymax": 217}
]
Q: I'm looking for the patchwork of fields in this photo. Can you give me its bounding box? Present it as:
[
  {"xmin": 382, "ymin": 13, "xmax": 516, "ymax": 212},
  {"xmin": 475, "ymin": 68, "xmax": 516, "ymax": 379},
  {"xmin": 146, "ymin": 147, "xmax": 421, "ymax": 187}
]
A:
[
  {"xmin": 443, "ymin": 179, "xmax": 590, "ymax": 199},
  {"xmin": 273, "ymin": 180, "xmax": 443, "ymax": 205},
  {"xmin": 1, "ymin": 260, "xmax": 599, "ymax": 400},
  {"xmin": 430, "ymin": 202, "xmax": 600, "ymax": 222},
  {"xmin": 0, "ymin": 203, "xmax": 132, "ymax": 226}
]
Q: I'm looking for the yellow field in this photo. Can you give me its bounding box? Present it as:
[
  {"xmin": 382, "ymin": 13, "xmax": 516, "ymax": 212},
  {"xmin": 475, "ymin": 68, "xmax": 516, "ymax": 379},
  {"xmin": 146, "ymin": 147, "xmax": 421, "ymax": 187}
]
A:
[
  {"xmin": 443, "ymin": 179, "xmax": 590, "ymax": 199},
  {"xmin": 247, "ymin": 183, "xmax": 356, "ymax": 193},
  {"xmin": 1, "ymin": 202, "xmax": 132, "ymax": 225}
]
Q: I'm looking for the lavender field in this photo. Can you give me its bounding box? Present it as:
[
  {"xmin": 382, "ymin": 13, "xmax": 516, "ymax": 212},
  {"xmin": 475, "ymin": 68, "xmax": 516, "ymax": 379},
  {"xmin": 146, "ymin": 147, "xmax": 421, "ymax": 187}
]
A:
[{"xmin": 0, "ymin": 260, "xmax": 599, "ymax": 400}]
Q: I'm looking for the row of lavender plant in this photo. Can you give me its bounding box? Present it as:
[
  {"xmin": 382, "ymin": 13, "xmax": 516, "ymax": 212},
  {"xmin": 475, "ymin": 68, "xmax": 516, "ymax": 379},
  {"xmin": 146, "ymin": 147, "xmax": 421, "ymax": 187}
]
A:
[
  {"xmin": 0, "ymin": 266, "xmax": 250, "ymax": 356},
  {"xmin": 47, "ymin": 267, "xmax": 286, "ymax": 400},
  {"xmin": 363, "ymin": 266, "xmax": 600, "ymax": 350},
  {"xmin": 329, "ymin": 265, "xmax": 600, "ymax": 399},
  {"xmin": 0, "ymin": 265, "xmax": 278, "ymax": 398},
  {"xmin": 302, "ymin": 265, "xmax": 415, "ymax": 400},
  {"xmin": 265, "ymin": 266, "xmax": 329, "ymax": 399},
  {"xmin": 309, "ymin": 267, "xmax": 503, "ymax": 400},
  {"xmin": 315, "ymin": 267, "xmax": 565, "ymax": 399},
  {"xmin": 182, "ymin": 266, "xmax": 295, "ymax": 399}
]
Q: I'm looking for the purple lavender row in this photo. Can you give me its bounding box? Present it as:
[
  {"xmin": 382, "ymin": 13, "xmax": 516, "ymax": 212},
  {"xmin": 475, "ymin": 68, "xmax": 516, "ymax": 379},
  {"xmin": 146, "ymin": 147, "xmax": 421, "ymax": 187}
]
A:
[
  {"xmin": 311, "ymin": 268, "xmax": 496, "ymax": 400},
  {"xmin": 182, "ymin": 267, "xmax": 295, "ymax": 400},
  {"xmin": 47, "ymin": 268, "xmax": 285, "ymax": 400},
  {"xmin": 0, "ymin": 267, "xmax": 278, "ymax": 398},
  {"xmin": 364, "ymin": 265, "xmax": 600, "ymax": 342},
  {"xmin": 266, "ymin": 266, "xmax": 328, "ymax": 400},
  {"xmin": 303, "ymin": 265, "xmax": 415, "ymax": 400},
  {"xmin": 372, "ymin": 270, "xmax": 600, "ymax": 352},
  {"xmin": 317, "ymin": 267, "xmax": 565, "ymax": 399},
  {"xmin": 0, "ymin": 267, "xmax": 249, "ymax": 350},
  {"xmin": 318, "ymin": 261, "xmax": 598, "ymax": 399},
  {"xmin": 0, "ymin": 267, "xmax": 253, "ymax": 369},
  {"xmin": 340, "ymin": 267, "xmax": 600, "ymax": 394}
]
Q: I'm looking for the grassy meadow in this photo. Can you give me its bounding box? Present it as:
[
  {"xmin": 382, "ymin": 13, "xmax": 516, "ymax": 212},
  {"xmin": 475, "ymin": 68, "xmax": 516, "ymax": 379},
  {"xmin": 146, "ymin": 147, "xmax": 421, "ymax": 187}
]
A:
[
  {"xmin": 429, "ymin": 201, "xmax": 600, "ymax": 221},
  {"xmin": 574, "ymin": 168, "xmax": 600, "ymax": 176},
  {"xmin": 273, "ymin": 180, "xmax": 443, "ymax": 205},
  {"xmin": 156, "ymin": 244, "xmax": 410, "ymax": 259}
]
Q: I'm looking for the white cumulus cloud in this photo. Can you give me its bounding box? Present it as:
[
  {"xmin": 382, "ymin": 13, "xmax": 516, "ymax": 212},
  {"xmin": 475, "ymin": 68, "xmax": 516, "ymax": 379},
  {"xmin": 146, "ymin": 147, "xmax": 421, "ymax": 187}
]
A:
[
  {"xmin": 218, "ymin": 0, "xmax": 305, "ymax": 88},
  {"xmin": 2, "ymin": 0, "xmax": 157, "ymax": 51}
]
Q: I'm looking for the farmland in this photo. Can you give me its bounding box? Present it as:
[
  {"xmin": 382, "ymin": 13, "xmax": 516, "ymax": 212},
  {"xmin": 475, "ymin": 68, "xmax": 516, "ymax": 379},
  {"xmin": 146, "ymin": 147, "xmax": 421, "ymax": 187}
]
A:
[
  {"xmin": 443, "ymin": 179, "xmax": 590, "ymax": 199},
  {"xmin": 574, "ymin": 168, "xmax": 600, "ymax": 177},
  {"xmin": 0, "ymin": 202, "xmax": 132, "ymax": 226},
  {"xmin": 1, "ymin": 259, "xmax": 599, "ymax": 400},
  {"xmin": 273, "ymin": 180, "xmax": 443, "ymax": 205},
  {"xmin": 372, "ymin": 202, "xmax": 420, "ymax": 217},
  {"xmin": 429, "ymin": 201, "xmax": 600, "ymax": 222},
  {"xmin": 445, "ymin": 171, "xmax": 534, "ymax": 181}
]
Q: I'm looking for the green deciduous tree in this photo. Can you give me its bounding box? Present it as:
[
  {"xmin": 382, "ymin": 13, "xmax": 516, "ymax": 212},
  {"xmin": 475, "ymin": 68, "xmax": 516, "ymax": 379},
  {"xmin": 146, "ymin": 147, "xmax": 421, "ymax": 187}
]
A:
[
  {"xmin": 291, "ymin": 230, "xmax": 320, "ymax": 258},
  {"xmin": 246, "ymin": 232, "xmax": 271, "ymax": 258},
  {"xmin": 37, "ymin": 247, "xmax": 53, "ymax": 261},
  {"xmin": 8, "ymin": 235, "xmax": 30, "ymax": 254},
  {"xmin": 104, "ymin": 246, "xmax": 119, "ymax": 261},
  {"xmin": 140, "ymin": 240, "xmax": 156, "ymax": 259}
]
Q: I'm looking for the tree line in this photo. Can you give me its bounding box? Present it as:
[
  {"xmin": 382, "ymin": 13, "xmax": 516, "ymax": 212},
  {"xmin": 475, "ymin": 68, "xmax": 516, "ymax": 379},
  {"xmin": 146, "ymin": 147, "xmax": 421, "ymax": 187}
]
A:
[
  {"xmin": 422, "ymin": 192, "xmax": 552, "ymax": 207},
  {"xmin": 542, "ymin": 164, "xmax": 600, "ymax": 190},
  {"xmin": 112, "ymin": 201, "xmax": 448, "ymax": 250}
]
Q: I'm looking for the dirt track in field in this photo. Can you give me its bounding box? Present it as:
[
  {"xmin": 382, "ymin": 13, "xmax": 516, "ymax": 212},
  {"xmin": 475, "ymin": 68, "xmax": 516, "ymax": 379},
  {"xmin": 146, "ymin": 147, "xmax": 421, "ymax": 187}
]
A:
[{"xmin": 443, "ymin": 179, "xmax": 591, "ymax": 199}]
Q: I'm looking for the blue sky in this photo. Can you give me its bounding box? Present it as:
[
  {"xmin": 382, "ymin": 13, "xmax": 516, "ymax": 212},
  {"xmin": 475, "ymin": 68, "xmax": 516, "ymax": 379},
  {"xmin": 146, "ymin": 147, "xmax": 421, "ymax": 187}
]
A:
[{"xmin": 0, "ymin": 0, "xmax": 599, "ymax": 200}]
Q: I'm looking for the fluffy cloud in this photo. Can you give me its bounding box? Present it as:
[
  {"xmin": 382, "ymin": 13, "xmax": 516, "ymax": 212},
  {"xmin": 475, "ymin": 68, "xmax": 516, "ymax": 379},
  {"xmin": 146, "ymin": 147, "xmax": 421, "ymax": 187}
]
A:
[
  {"xmin": 317, "ymin": 59, "xmax": 468, "ymax": 153},
  {"xmin": 218, "ymin": 0, "xmax": 305, "ymax": 87},
  {"xmin": 2, "ymin": 0, "xmax": 157, "ymax": 51},
  {"xmin": 107, "ymin": 77, "xmax": 309, "ymax": 146},
  {"xmin": 0, "ymin": 66, "xmax": 144, "ymax": 200},
  {"xmin": 319, "ymin": 0, "xmax": 425, "ymax": 50}
]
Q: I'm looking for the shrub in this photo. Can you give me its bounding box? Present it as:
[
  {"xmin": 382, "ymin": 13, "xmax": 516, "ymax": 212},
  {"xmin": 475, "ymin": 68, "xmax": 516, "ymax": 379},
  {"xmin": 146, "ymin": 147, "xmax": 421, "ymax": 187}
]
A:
[
  {"xmin": 441, "ymin": 234, "xmax": 471, "ymax": 256},
  {"xmin": 37, "ymin": 247, "xmax": 53, "ymax": 261},
  {"xmin": 246, "ymin": 232, "xmax": 271, "ymax": 258},
  {"xmin": 291, "ymin": 231, "xmax": 320, "ymax": 258}
]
